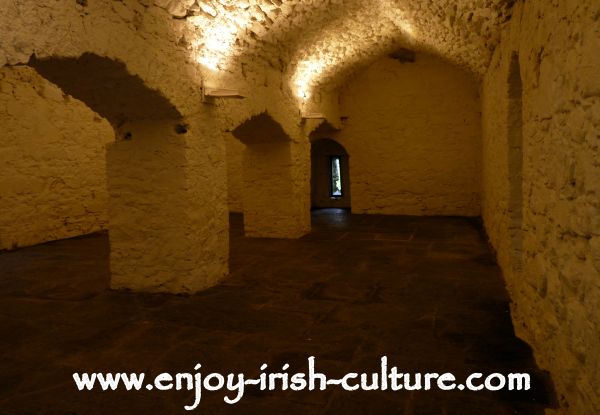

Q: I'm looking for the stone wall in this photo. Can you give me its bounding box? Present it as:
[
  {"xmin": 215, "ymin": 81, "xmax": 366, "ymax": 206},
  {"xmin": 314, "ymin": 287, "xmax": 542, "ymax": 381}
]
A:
[
  {"xmin": 337, "ymin": 53, "xmax": 481, "ymax": 216},
  {"xmin": 231, "ymin": 113, "xmax": 312, "ymax": 239},
  {"xmin": 224, "ymin": 53, "xmax": 481, "ymax": 217},
  {"xmin": 310, "ymin": 138, "xmax": 351, "ymax": 209},
  {"xmin": 0, "ymin": 0, "xmax": 232, "ymax": 292},
  {"xmin": 225, "ymin": 133, "xmax": 245, "ymax": 213},
  {"xmin": 481, "ymin": 1, "xmax": 600, "ymax": 413},
  {"xmin": 1, "ymin": 0, "xmax": 325, "ymax": 288},
  {"xmin": 0, "ymin": 66, "xmax": 112, "ymax": 250}
]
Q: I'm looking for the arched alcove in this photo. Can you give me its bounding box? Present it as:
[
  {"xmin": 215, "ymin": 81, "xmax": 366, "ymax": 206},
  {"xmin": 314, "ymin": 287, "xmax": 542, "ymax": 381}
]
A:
[
  {"xmin": 23, "ymin": 53, "xmax": 226, "ymax": 293},
  {"xmin": 507, "ymin": 52, "xmax": 523, "ymax": 272},
  {"xmin": 231, "ymin": 112, "xmax": 310, "ymax": 238},
  {"xmin": 310, "ymin": 138, "xmax": 351, "ymax": 209}
]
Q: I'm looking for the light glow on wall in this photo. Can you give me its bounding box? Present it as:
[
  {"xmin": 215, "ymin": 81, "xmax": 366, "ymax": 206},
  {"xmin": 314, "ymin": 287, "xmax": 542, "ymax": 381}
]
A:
[
  {"xmin": 290, "ymin": 0, "xmax": 416, "ymax": 101},
  {"xmin": 189, "ymin": 11, "xmax": 253, "ymax": 72},
  {"xmin": 294, "ymin": 59, "xmax": 328, "ymax": 100},
  {"xmin": 184, "ymin": 0, "xmax": 416, "ymax": 100}
]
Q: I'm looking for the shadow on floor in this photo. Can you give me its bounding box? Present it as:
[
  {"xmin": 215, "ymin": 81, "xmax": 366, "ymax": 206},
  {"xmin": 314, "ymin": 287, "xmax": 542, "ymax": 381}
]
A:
[{"xmin": 0, "ymin": 209, "xmax": 555, "ymax": 414}]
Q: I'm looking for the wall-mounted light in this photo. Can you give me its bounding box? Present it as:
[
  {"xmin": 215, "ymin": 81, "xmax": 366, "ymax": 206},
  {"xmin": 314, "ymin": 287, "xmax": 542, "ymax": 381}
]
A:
[
  {"xmin": 202, "ymin": 85, "xmax": 245, "ymax": 103},
  {"xmin": 301, "ymin": 112, "xmax": 326, "ymax": 120}
]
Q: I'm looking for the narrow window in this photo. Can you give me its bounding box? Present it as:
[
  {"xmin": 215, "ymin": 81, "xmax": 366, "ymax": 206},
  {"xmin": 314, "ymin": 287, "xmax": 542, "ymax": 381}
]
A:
[{"xmin": 330, "ymin": 156, "xmax": 343, "ymax": 197}]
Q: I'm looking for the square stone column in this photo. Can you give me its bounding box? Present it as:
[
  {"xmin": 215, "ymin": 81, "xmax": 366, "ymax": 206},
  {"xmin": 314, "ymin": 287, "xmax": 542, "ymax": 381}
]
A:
[
  {"xmin": 241, "ymin": 138, "xmax": 311, "ymax": 238},
  {"xmin": 106, "ymin": 118, "xmax": 228, "ymax": 293}
]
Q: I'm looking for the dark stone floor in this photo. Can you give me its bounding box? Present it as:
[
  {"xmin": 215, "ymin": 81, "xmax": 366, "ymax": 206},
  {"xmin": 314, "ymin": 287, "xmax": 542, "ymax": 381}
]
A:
[{"xmin": 0, "ymin": 209, "xmax": 553, "ymax": 414}]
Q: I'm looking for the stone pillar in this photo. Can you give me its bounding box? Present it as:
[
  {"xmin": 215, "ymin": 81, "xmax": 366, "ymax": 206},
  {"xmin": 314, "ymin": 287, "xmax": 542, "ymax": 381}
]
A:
[
  {"xmin": 241, "ymin": 138, "xmax": 311, "ymax": 238},
  {"xmin": 232, "ymin": 113, "xmax": 311, "ymax": 239},
  {"xmin": 289, "ymin": 137, "xmax": 312, "ymax": 236},
  {"xmin": 106, "ymin": 117, "xmax": 228, "ymax": 293}
]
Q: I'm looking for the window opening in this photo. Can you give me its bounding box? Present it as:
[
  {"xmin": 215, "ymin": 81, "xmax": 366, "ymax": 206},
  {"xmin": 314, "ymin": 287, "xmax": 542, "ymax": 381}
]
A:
[{"xmin": 330, "ymin": 156, "xmax": 342, "ymax": 197}]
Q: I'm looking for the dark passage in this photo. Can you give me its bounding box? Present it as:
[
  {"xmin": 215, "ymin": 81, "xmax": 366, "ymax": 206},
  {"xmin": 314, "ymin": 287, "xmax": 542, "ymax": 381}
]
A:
[{"xmin": 0, "ymin": 209, "xmax": 553, "ymax": 414}]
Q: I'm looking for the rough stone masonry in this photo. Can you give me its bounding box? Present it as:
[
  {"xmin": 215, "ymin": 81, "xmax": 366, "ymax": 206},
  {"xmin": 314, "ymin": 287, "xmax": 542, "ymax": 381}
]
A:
[{"xmin": 1, "ymin": 0, "xmax": 598, "ymax": 413}]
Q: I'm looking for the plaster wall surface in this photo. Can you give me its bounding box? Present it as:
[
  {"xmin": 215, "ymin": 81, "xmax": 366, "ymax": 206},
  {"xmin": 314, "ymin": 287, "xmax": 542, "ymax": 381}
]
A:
[
  {"xmin": 0, "ymin": 66, "xmax": 112, "ymax": 250},
  {"xmin": 481, "ymin": 1, "xmax": 600, "ymax": 413},
  {"xmin": 337, "ymin": 54, "xmax": 481, "ymax": 216}
]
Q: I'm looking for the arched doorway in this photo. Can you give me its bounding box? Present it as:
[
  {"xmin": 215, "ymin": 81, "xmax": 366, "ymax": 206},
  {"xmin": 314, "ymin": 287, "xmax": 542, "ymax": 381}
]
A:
[
  {"xmin": 26, "ymin": 53, "xmax": 228, "ymax": 293},
  {"xmin": 311, "ymin": 138, "xmax": 351, "ymax": 209},
  {"xmin": 231, "ymin": 112, "xmax": 311, "ymax": 239}
]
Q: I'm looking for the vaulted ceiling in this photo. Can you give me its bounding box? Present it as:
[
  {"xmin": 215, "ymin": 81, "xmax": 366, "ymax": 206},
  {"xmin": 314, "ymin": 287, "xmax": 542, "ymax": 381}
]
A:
[{"xmin": 152, "ymin": 0, "xmax": 514, "ymax": 97}]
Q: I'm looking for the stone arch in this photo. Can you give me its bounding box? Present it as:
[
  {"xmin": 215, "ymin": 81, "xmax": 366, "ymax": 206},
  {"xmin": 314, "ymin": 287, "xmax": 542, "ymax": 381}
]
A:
[
  {"xmin": 232, "ymin": 112, "xmax": 310, "ymax": 238},
  {"xmin": 307, "ymin": 120, "xmax": 340, "ymax": 138},
  {"xmin": 0, "ymin": 64, "xmax": 114, "ymax": 251},
  {"xmin": 28, "ymin": 53, "xmax": 182, "ymax": 127},
  {"xmin": 311, "ymin": 138, "xmax": 351, "ymax": 210},
  {"xmin": 20, "ymin": 52, "xmax": 227, "ymax": 294},
  {"xmin": 232, "ymin": 112, "xmax": 290, "ymax": 145},
  {"xmin": 507, "ymin": 52, "xmax": 524, "ymax": 272},
  {"xmin": 2, "ymin": 3, "xmax": 230, "ymax": 294}
]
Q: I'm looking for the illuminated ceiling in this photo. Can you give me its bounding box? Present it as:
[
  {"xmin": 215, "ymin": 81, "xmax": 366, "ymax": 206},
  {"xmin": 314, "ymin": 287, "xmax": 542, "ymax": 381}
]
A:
[{"xmin": 156, "ymin": 0, "xmax": 516, "ymax": 99}]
